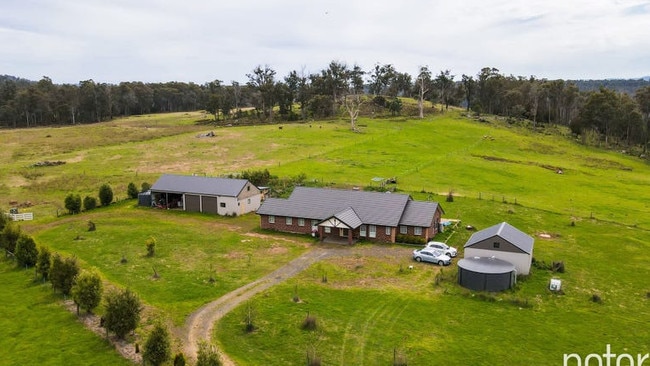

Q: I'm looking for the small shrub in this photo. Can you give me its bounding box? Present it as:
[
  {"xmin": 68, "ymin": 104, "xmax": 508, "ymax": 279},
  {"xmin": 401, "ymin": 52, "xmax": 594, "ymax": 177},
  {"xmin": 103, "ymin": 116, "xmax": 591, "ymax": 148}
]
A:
[
  {"xmin": 64, "ymin": 193, "xmax": 82, "ymax": 214},
  {"xmin": 87, "ymin": 220, "xmax": 96, "ymax": 232},
  {"xmin": 83, "ymin": 196, "xmax": 97, "ymax": 211},
  {"xmin": 395, "ymin": 234, "xmax": 426, "ymax": 245},
  {"xmin": 50, "ymin": 254, "xmax": 80, "ymax": 296},
  {"xmin": 196, "ymin": 340, "xmax": 221, "ymax": 366},
  {"xmin": 243, "ymin": 301, "xmax": 256, "ymax": 333},
  {"xmin": 141, "ymin": 182, "xmax": 152, "ymax": 192},
  {"xmin": 307, "ymin": 349, "xmax": 321, "ymax": 366},
  {"xmin": 173, "ymin": 353, "xmax": 186, "ymax": 366},
  {"xmin": 591, "ymin": 294, "xmax": 602, "ymax": 303},
  {"xmin": 143, "ymin": 323, "xmax": 171, "ymax": 366},
  {"xmin": 302, "ymin": 312, "xmax": 317, "ymax": 331},
  {"xmin": 127, "ymin": 182, "xmax": 139, "ymax": 199},
  {"xmin": 321, "ymin": 271, "xmax": 328, "ymax": 283},
  {"xmin": 15, "ymin": 234, "xmax": 38, "ymax": 268},
  {"xmin": 293, "ymin": 284, "xmax": 300, "ymax": 302},
  {"xmin": 646, "ymin": 292, "xmax": 650, "ymax": 299},
  {"xmin": 36, "ymin": 246, "xmax": 52, "ymax": 281},
  {"xmin": 446, "ymin": 190, "xmax": 454, "ymax": 202},
  {"xmin": 146, "ymin": 237, "xmax": 156, "ymax": 257},
  {"xmin": 103, "ymin": 288, "xmax": 142, "ymax": 339},
  {"xmin": 552, "ymin": 261, "xmax": 565, "ymax": 273},
  {"xmin": 120, "ymin": 253, "xmax": 128, "ymax": 264},
  {"xmin": 98, "ymin": 184, "xmax": 114, "ymax": 207},
  {"xmin": 71, "ymin": 269, "xmax": 103, "ymax": 314}
]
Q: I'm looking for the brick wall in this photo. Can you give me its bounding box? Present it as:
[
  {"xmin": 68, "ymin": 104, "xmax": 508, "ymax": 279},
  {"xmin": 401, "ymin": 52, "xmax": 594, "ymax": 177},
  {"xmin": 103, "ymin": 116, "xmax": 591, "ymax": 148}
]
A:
[{"xmin": 260, "ymin": 215, "xmax": 313, "ymax": 235}]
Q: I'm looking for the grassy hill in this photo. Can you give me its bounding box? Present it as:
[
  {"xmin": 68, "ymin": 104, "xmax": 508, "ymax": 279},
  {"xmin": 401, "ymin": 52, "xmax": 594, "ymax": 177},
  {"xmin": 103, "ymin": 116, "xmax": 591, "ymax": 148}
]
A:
[{"xmin": 1, "ymin": 110, "xmax": 649, "ymax": 365}]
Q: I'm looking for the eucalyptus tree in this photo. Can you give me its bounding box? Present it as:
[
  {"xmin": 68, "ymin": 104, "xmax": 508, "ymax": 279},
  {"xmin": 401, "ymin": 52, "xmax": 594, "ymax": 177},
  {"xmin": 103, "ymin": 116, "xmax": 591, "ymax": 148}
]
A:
[
  {"xmin": 231, "ymin": 81, "xmax": 242, "ymax": 117},
  {"xmin": 247, "ymin": 65, "xmax": 277, "ymax": 121},
  {"xmin": 461, "ymin": 74, "xmax": 476, "ymax": 112},
  {"xmin": 476, "ymin": 67, "xmax": 504, "ymax": 115},
  {"xmin": 388, "ymin": 72, "xmax": 412, "ymax": 98},
  {"xmin": 635, "ymin": 86, "xmax": 650, "ymax": 153},
  {"xmin": 416, "ymin": 66, "xmax": 432, "ymax": 118},
  {"xmin": 204, "ymin": 79, "xmax": 224, "ymax": 121},
  {"xmin": 434, "ymin": 70, "xmax": 455, "ymax": 111},
  {"xmin": 57, "ymin": 84, "xmax": 80, "ymax": 124},
  {"xmin": 285, "ymin": 69, "xmax": 311, "ymax": 120},
  {"xmin": 368, "ymin": 63, "xmax": 396, "ymax": 96}
]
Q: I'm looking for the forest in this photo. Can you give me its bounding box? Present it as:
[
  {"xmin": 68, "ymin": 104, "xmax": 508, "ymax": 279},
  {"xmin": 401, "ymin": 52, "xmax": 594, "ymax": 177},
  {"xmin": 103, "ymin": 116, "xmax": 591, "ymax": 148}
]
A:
[{"xmin": 1, "ymin": 63, "xmax": 649, "ymax": 152}]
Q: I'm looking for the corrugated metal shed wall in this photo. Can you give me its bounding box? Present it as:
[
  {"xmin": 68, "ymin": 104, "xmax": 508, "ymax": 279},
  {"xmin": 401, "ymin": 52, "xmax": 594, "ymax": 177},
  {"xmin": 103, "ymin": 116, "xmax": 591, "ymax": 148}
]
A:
[
  {"xmin": 202, "ymin": 196, "xmax": 218, "ymax": 214},
  {"xmin": 185, "ymin": 195, "xmax": 201, "ymax": 212}
]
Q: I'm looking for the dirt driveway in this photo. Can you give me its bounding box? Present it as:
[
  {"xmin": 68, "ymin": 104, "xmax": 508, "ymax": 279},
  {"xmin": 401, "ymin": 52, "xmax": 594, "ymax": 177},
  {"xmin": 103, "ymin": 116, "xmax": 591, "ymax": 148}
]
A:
[{"xmin": 176, "ymin": 243, "xmax": 414, "ymax": 365}]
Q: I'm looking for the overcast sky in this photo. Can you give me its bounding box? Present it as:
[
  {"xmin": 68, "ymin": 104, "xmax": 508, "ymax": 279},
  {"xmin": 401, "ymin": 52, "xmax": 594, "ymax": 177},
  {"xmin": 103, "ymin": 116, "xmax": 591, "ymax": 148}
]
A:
[{"xmin": 1, "ymin": 0, "xmax": 649, "ymax": 84}]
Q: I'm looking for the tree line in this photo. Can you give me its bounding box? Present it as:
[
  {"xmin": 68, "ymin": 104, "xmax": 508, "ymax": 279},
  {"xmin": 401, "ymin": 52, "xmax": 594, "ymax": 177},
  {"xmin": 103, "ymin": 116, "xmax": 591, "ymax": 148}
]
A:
[{"xmin": 1, "ymin": 63, "xmax": 649, "ymax": 151}]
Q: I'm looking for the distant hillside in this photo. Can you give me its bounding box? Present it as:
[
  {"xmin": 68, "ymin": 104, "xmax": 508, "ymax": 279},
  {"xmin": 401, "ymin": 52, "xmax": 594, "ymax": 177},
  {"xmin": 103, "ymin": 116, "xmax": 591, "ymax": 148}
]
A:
[
  {"xmin": 569, "ymin": 78, "xmax": 650, "ymax": 94},
  {"xmin": 0, "ymin": 74, "xmax": 34, "ymax": 88}
]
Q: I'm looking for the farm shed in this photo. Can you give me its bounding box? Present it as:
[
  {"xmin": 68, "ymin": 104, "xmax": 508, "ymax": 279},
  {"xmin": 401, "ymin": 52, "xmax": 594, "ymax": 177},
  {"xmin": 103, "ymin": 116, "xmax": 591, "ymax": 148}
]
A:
[
  {"xmin": 458, "ymin": 256, "xmax": 517, "ymax": 291},
  {"xmin": 149, "ymin": 174, "xmax": 262, "ymax": 216},
  {"xmin": 257, "ymin": 187, "xmax": 444, "ymax": 244},
  {"xmin": 464, "ymin": 222, "xmax": 534, "ymax": 275}
]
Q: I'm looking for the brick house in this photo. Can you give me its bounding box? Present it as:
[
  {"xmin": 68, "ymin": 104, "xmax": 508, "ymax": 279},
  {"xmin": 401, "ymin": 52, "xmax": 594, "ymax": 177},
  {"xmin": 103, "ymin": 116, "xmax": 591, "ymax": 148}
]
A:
[{"xmin": 256, "ymin": 187, "xmax": 444, "ymax": 244}]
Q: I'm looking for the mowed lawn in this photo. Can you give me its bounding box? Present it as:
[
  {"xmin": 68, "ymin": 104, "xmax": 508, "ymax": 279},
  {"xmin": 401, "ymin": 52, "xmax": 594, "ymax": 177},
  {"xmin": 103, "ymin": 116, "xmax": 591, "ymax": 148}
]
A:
[
  {"xmin": 0, "ymin": 262, "xmax": 132, "ymax": 366},
  {"xmin": 216, "ymin": 197, "xmax": 650, "ymax": 365}
]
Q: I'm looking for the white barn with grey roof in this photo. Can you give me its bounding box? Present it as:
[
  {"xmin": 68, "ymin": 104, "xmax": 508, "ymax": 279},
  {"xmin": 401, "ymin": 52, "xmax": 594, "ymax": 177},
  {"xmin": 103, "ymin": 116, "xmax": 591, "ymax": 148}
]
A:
[
  {"xmin": 257, "ymin": 187, "xmax": 444, "ymax": 244},
  {"xmin": 149, "ymin": 174, "xmax": 262, "ymax": 216},
  {"xmin": 463, "ymin": 222, "xmax": 535, "ymax": 275}
]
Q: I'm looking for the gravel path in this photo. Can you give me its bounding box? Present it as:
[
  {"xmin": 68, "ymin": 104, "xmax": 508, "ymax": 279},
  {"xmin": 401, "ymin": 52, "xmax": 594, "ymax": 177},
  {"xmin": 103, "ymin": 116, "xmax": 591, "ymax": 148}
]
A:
[{"xmin": 177, "ymin": 247, "xmax": 337, "ymax": 365}]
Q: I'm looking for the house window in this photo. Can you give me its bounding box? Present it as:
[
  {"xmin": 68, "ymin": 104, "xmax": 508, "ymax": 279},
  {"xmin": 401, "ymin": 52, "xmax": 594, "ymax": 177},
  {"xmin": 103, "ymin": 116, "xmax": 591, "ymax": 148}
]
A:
[
  {"xmin": 414, "ymin": 227, "xmax": 422, "ymax": 236},
  {"xmin": 385, "ymin": 227, "xmax": 391, "ymax": 235},
  {"xmin": 220, "ymin": 202, "xmax": 226, "ymax": 208},
  {"xmin": 311, "ymin": 220, "xmax": 319, "ymax": 227},
  {"xmin": 369, "ymin": 225, "xmax": 376, "ymax": 238},
  {"xmin": 493, "ymin": 242, "xmax": 500, "ymax": 248},
  {"xmin": 247, "ymin": 198, "xmax": 251, "ymax": 204},
  {"xmin": 400, "ymin": 226, "xmax": 407, "ymax": 234},
  {"xmin": 247, "ymin": 186, "xmax": 250, "ymax": 191},
  {"xmin": 339, "ymin": 228, "xmax": 348, "ymax": 237},
  {"xmin": 324, "ymin": 226, "xmax": 331, "ymax": 233},
  {"xmin": 286, "ymin": 217, "xmax": 293, "ymax": 225},
  {"xmin": 360, "ymin": 225, "xmax": 367, "ymax": 237},
  {"xmin": 268, "ymin": 215, "xmax": 275, "ymax": 224},
  {"xmin": 298, "ymin": 218, "xmax": 305, "ymax": 227}
]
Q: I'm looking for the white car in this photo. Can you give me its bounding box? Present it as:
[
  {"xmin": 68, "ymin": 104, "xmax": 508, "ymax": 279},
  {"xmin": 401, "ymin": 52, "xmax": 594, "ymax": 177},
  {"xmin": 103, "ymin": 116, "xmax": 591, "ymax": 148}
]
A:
[
  {"xmin": 426, "ymin": 241, "xmax": 457, "ymax": 257},
  {"xmin": 412, "ymin": 249, "xmax": 451, "ymax": 266}
]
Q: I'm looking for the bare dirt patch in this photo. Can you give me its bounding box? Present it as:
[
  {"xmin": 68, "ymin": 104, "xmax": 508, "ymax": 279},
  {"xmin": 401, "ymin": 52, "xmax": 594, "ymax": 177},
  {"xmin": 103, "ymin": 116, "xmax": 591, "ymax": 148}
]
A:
[{"xmin": 473, "ymin": 154, "xmax": 564, "ymax": 173}]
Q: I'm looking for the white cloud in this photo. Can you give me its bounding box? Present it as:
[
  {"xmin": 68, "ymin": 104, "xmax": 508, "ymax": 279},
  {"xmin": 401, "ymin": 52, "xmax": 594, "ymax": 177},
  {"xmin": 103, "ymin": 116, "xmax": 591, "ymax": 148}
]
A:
[{"xmin": 1, "ymin": 0, "xmax": 648, "ymax": 83}]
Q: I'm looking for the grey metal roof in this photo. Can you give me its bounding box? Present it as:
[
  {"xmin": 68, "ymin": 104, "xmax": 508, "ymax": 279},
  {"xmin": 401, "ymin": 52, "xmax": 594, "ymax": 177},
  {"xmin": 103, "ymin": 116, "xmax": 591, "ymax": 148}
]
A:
[
  {"xmin": 458, "ymin": 256, "xmax": 516, "ymax": 274},
  {"xmin": 257, "ymin": 187, "xmax": 412, "ymax": 227},
  {"xmin": 151, "ymin": 174, "xmax": 250, "ymax": 197},
  {"xmin": 464, "ymin": 222, "xmax": 534, "ymax": 254},
  {"xmin": 399, "ymin": 201, "xmax": 441, "ymax": 227},
  {"xmin": 332, "ymin": 207, "xmax": 363, "ymax": 229}
]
